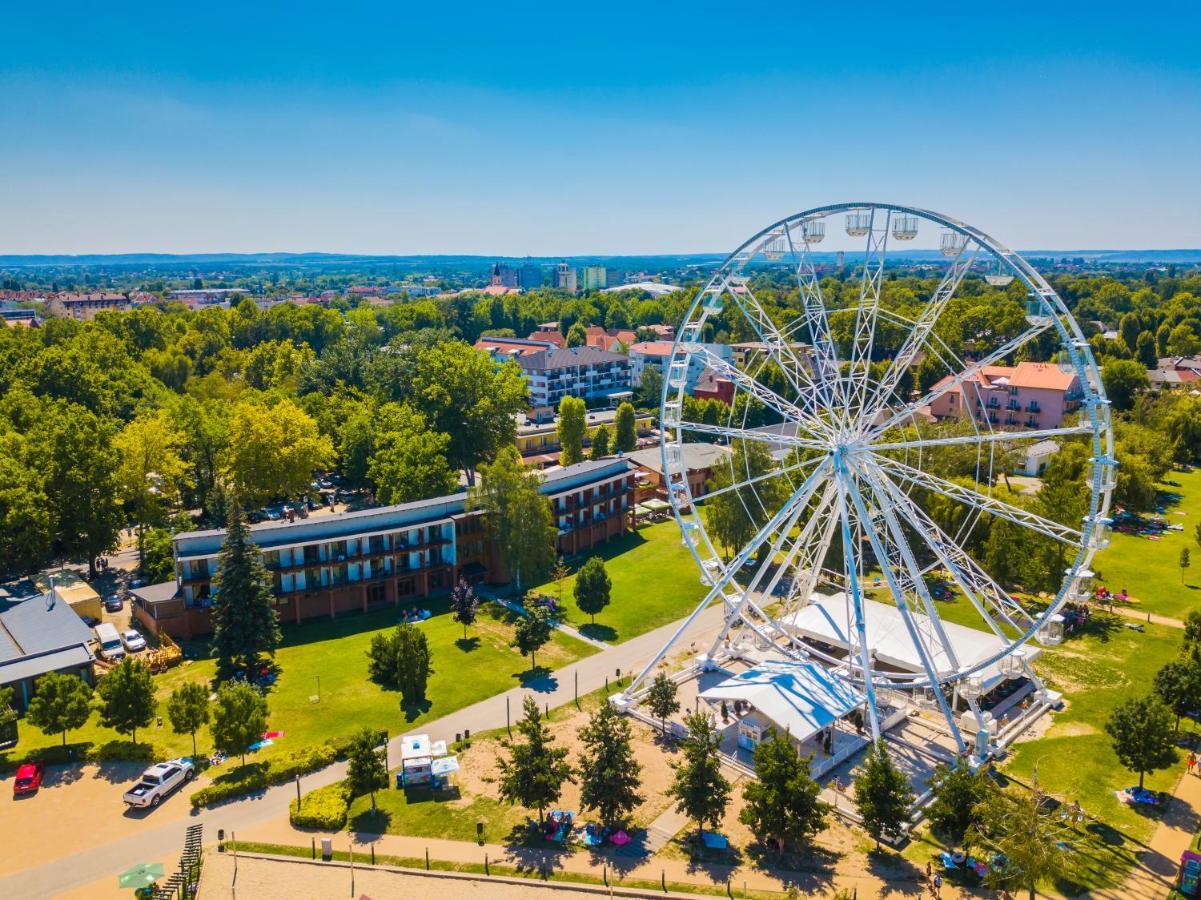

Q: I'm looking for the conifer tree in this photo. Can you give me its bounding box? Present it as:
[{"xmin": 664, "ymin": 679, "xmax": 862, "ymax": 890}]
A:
[{"xmin": 211, "ymin": 497, "xmax": 280, "ymax": 678}]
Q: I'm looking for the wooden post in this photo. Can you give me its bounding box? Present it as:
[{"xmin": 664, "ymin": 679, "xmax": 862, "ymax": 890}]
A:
[{"xmin": 506, "ymin": 696, "xmax": 511, "ymax": 737}]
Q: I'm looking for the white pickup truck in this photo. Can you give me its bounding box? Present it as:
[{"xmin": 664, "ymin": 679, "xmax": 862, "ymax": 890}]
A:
[{"xmin": 123, "ymin": 759, "xmax": 195, "ymax": 808}]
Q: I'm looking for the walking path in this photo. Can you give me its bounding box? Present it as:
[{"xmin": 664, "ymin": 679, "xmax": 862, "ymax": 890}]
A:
[
  {"xmin": 0, "ymin": 602, "xmax": 724, "ymax": 898},
  {"xmin": 1107, "ymin": 603, "xmax": 1184, "ymax": 629},
  {"xmin": 486, "ymin": 591, "xmax": 612, "ymax": 651},
  {"xmin": 1096, "ymin": 763, "xmax": 1201, "ymax": 899}
]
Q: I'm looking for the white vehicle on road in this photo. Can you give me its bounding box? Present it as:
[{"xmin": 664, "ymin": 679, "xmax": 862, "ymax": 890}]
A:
[
  {"xmin": 94, "ymin": 623, "xmax": 125, "ymax": 661},
  {"xmin": 122, "ymin": 759, "xmax": 194, "ymax": 808},
  {"xmin": 120, "ymin": 629, "xmax": 147, "ymax": 652}
]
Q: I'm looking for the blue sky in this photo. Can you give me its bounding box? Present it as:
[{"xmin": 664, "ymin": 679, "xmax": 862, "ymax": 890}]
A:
[{"xmin": 3, "ymin": 2, "xmax": 1199, "ymax": 255}]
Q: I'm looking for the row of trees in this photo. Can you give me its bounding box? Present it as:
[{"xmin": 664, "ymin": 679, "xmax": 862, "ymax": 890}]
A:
[
  {"xmin": 555, "ymin": 398, "xmax": 638, "ymax": 467},
  {"xmin": 24, "ymin": 660, "xmax": 268, "ymax": 765}
]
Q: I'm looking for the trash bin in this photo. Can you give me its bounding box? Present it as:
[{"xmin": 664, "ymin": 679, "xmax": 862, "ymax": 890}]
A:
[{"xmin": 321, "ymin": 838, "xmax": 332, "ymax": 860}]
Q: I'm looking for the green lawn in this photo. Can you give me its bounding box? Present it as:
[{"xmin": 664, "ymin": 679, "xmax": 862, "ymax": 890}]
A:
[
  {"xmin": 530, "ymin": 519, "xmax": 711, "ymax": 643},
  {"xmin": 1090, "ymin": 467, "xmax": 1201, "ymax": 621},
  {"xmin": 2, "ymin": 599, "xmax": 595, "ymax": 772},
  {"xmin": 348, "ymin": 787, "xmax": 528, "ymax": 844}
]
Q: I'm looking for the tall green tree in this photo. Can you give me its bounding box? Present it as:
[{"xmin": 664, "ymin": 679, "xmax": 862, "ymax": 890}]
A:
[
  {"xmin": 646, "ymin": 671, "xmax": 680, "ymax": 734},
  {"xmin": 166, "ymin": 681, "xmax": 211, "ymax": 758},
  {"xmin": 97, "ymin": 658, "xmax": 157, "ymax": 746},
  {"xmin": 211, "ymin": 499, "xmax": 281, "ymax": 678},
  {"xmin": 346, "ymin": 726, "xmax": 389, "ymax": 810},
  {"xmin": 565, "ymin": 321, "xmax": 588, "ymax": 347},
  {"xmin": 26, "ymin": 672, "xmax": 92, "ymax": 747},
  {"xmin": 1153, "ymin": 656, "xmax": 1201, "ymax": 730},
  {"xmin": 512, "ymin": 604, "xmax": 554, "ymax": 672},
  {"xmin": 225, "ymin": 399, "xmax": 334, "ymax": 505},
  {"xmin": 367, "ymin": 404, "xmax": 458, "ymax": 504},
  {"xmin": 578, "ymin": 700, "xmax": 643, "ymax": 829},
  {"xmin": 668, "ymin": 711, "xmax": 731, "ymax": 840},
  {"xmin": 704, "ymin": 439, "xmax": 787, "ymax": 561},
  {"xmin": 366, "ymin": 624, "xmax": 431, "ymax": 704},
  {"xmin": 1183, "ymin": 546, "xmax": 1192, "ymax": 585},
  {"xmin": 739, "ymin": 730, "xmax": 829, "ymax": 853},
  {"xmin": 0, "ymin": 443, "xmax": 52, "ymax": 576},
  {"xmin": 405, "ymin": 341, "xmax": 529, "ymax": 485},
  {"xmin": 637, "ymin": 365, "xmax": 664, "ymax": 409},
  {"xmin": 967, "ymin": 786, "xmax": 1079, "ymax": 900},
  {"xmin": 557, "ymin": 396, "xmax": 586, "ymax": 466},
  {"xmin": 573, "ymin": 556, "xmax": 611, "ymax": 625},
  {"xmin": 589, "ymin": 423, "xmax": 610, "ymax": 460},
  {"xmin": 1106, "ymin": 694, "xmax": 1177, "ymax": 788},
  {"xmin": 1136, "ymin": 331, "xmax": 1159, "ymax": 369},
  {"xmin": 114, "ymin": 411, "xmax": 189, "ymax": 562},
  {"xmin": 613, "ymin": 402, "xmax": 637, "ymax": 453},
  {"xmin": 469, "ymin": 446, "xmax": 556, "ymax": 595},
  {"xmin": 853, "ymin": 740, "xmax": 913, "ymax": 851},
  {"xmin": 926, "ymin": 762, "xmax": 993, "ymax": 844},
  {"xmin": 496, "ymin": 696, "xmax": 575, "ymax": 826},
  {"xmin": 211, "ymin": 681, "xmax": 269, "ymax": 767},
  {"xmin": 1101, "ymin": 359, "xmax": 1149, "ymax": 412}
]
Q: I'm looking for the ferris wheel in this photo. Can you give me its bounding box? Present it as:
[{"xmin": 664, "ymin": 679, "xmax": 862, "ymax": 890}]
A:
[{"xmin": 627, "ymin": 203, "xmax": 1115, "ymax": 752}]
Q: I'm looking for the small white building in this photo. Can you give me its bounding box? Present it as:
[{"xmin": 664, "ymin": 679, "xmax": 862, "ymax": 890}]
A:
[{"xmin": 1017, "ymin": 439, "xmax": 1059, "ymax": 477}]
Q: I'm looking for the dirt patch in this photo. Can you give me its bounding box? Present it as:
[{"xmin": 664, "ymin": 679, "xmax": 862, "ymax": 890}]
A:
[{"xmin": 454, "ymin": 703, "xmax": 681, "ymax": 829}]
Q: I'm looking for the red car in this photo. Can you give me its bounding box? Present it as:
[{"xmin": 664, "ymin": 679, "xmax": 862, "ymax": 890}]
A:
[{"xmin": 13, "ymin": 762, "xmax": 44, "ymax": 795}]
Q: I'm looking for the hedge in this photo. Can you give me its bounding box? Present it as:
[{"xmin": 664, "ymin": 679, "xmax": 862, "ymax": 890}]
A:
[
  {"xmin": 289, "ymin": 782, "xmax": 351, "ymax": 830},
  {"xmin": 190, "ymin": 742, "xmax": 337, "ymax": 808},
  {"xmin": 1, "ymin": 739, "xmax": 158, "ymax": 772}
]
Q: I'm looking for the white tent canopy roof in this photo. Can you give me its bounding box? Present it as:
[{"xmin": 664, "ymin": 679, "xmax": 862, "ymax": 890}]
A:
[
  {"xmin": 780, "ymin": 593, "xmax": 1039, "ymax": 688},
  {"xmin": 699, "ymin": 660, "xmax": 865, "ymax": 744}
]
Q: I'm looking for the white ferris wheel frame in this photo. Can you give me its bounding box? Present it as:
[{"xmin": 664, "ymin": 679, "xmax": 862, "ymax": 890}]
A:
[{"xmin": 625, "ymin": 202, "xmax": 1115, "ymax": 747}]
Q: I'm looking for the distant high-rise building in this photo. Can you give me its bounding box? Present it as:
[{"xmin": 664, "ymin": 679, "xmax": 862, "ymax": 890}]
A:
[
  {"xmin": 835, "ymin": 251, "xmax": 845, "ymax": 269},
  {"xmin": 582, "ymin": 265, "xmax": 607, "ymax": 291},
  {"xmin": 519, "ymin": 261, "xmax": 543, "ymax": 290},
  {"xmin": 490, "ymin": 263, "xmax": 519, "ymax": 289},
  {"xmin": 555, "ymin": 261, "xmax": 578, "ymax": 294}
]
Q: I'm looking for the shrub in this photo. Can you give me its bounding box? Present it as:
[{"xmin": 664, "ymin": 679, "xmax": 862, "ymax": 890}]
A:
[
  {"xmin": 190, "ymin": 742, "xmax": 338, "ymax": 808},
  {"xmin": 329, "ymin": 729, "xmax": 387, "ymax": 761},
  {"xmin": 290, "ymin": 782, "xmax": 351, "ymax": 830}
]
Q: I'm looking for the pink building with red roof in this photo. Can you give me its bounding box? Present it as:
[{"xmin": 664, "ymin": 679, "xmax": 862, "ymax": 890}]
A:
[{"xmin": 928, "ymin": 361, "xmax": 1083, "ymax": 430}]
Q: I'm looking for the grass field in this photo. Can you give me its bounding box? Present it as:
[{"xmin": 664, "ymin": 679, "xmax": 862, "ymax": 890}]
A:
[
  {"xmin": 2, "ymin": 598, "xmax": 595, "ymax": 771},
  {"xmin": 530, "ymin": 519, "xmax": 710, "ymax": 643},
  {"xmin": 1090, "ymin": 466, "xmax": 1201, "ymax": 621}
]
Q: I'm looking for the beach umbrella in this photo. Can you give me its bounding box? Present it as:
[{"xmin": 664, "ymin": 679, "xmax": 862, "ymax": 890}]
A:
[{"xmin": 117, "ymin": 862, "xmax": 165, "ymax": 889}]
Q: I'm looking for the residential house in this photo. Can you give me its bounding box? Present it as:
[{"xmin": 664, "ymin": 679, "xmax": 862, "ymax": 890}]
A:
[
  {"xmin": 0, "ymin": 592, "xmax": 95, "ymax": 711},
  {"xmin": 627, "ymin": 442, "xmax": 732, "ymax": 508},
  {"xmin": 629, "ymin": 341, "xmax": 733, "ymax": 393},
  {"xmin": 692, "ymin": 370, "xmax": 735, "ymax": 404},
  {"xmin": 927, "ymin": 361, "xmax": 1083, "ymax": 430},
  {"xmin": 47, "ymin": 292, "xmax": 130, "ymax": 320}
]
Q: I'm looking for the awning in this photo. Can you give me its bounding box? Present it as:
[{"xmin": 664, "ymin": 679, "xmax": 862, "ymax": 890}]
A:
[
  {"xmin": 699, "ymin": 660, "xmax": 865, "ymax": 745},
  {"xmin": 431, "ymin": 756, "xmax": 459, "ymax": 777},
  {"xmin": 781, "ymin": 593, "xmax": 1040, "ymax": 689}
]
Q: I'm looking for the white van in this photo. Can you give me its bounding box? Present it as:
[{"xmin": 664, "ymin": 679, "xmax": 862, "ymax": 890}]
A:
[{"xmin": 94, "ymin": 623, "xmax": 126, "ymax": 661}]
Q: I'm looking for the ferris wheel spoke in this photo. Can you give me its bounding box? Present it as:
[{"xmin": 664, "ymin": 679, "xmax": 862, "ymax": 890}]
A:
[
  {"xmin": 785, "ymin": 221, "xmax": 845, "ymax": 412},
  {"xmin": 701, "ymin": 454, "xmax": 821, "ymax": 503},
  {"xmin": 845, "ymin": 207, "xmax": 891, "ymax": 423},
  {"xmin": 684, "ymin": 344, "xmax": 835, "ymax": 440},
  {"xmin": 673, "ymin": 420, "xmax": 827, "ymax": 451},
  {"xmin": 720, "ymin": 278, "xmax": 815, "ymax": 402},
  {"xmin": 861, "ymin": 242, "xmax": 978, "ymax": 424},
  {"xmin": 870, "ymin": 422, "xmax": 1092, "ymax": 454},
  {"xmin": 834, "ymin": 478, "xmax": 882, "ymax": 740},
  {"xmin": 867, "ymin": 471, "xmax": 1036, "ymax": 634},
  {"xmin": 842, "ymin": 473, "xmax": 968, "ymax": 749},
  {"xmin": 870, "ymin": 455, "xmax": 1082, "ymax": 544},
  {"xmin": 866, "ymin": 318, "xmax": 1054, "ymax": 439},
  {"xmin": 751, "ymin": 481, "xmax": 841, "ymax": 607}
]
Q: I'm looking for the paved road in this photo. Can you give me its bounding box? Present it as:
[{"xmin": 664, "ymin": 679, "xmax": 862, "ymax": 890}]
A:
[{"xmin": 0, "ymin": 602, "xmax": 723, "ymax": 898}]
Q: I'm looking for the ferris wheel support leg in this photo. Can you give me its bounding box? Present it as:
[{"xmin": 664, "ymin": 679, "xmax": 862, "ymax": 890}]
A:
[{"xmin": 834, "ymin": 466, "xmax": 882, "ymax": 742}]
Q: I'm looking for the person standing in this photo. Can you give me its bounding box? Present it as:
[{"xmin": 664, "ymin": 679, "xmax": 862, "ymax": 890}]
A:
[
  {"xmin": 1188, "ymin": 751, "xmax": 1197, "ymax": 776},
  {"xmin": 932, "ymin": 872, "xmax": 942, "ymax": 897}
]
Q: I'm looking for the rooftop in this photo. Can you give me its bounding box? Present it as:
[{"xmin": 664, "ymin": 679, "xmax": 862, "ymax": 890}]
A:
[
  {"xmin": 0, "ymin": 592, "xmax": 95, "ymax": 685},
  {"xmin": 626, "ymin": 442, "xmax": 731, "ymax": 476},
  {"xmin": 516, "ymin": 345, "xmax": 629, "ymax": 372}
]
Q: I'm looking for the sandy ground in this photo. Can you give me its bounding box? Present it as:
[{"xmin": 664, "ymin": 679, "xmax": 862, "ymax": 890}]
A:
[
  {"xmin": 451, "ymin": 702, "xmax": 681, "ymax": 830},
  {"xmin": 201, "ymin": 852, "xmax": 691, "ymax": 900},
  {"xmin": 0, "ymin": 760, "xmax": 194, "ymax": 877}
]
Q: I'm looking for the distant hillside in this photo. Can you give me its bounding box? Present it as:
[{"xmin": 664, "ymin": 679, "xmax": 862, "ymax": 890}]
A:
[{"xmin": 0, "ymin": 249, "xmax": 1199, "ymax": 269}]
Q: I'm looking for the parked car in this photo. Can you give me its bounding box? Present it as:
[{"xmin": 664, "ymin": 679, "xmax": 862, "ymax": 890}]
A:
[
  {"xmin": 120, "ymin": 629, "xmax": 147, "ymax": 653},
  {"xmin": 245, "ymin": 510, "xmax": 265, "ymax": 523},
  {"xmin": 123, "ymin": 759, "xmax": 194, "ymax": 808},
  {"xmin": 13, "ymin": 762, "xmax": 44, "ymax": 796},
  {"xmin": 94, "ymin": 622, "xmax": 125, "ymax": 661},
  {"xmin": 104, "ymin": 593, "xmax": 124, "ymax": 613},
  {"xmin": 261, "ymin": 506, "xmax": 284, "ymax": 521},
  {"xmin": 334, "ymin": 488, "xmax": 357, "ymax": 503}
]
